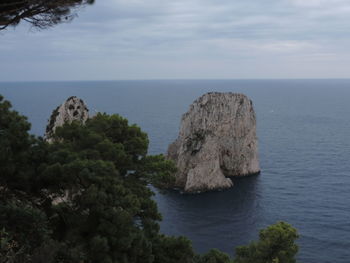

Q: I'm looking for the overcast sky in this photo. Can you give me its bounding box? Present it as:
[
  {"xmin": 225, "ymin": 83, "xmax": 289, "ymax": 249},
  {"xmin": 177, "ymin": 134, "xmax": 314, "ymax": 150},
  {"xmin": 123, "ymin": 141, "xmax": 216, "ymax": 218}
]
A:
[{"xmin": 1, "ymin": 0, "xmax": 350, "ymax": 81}]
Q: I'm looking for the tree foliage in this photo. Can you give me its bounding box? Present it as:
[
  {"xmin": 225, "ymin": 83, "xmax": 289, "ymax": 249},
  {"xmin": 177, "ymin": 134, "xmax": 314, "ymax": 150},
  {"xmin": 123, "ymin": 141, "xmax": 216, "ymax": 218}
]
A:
[
  {"xmin": 153, "ymin": 235, "xmax": 195, "ymax": 263},
  {"xmin": 0, "ymin": 95, "xmax": 179, "ymax": 262},
  {"xmin": 197, "ymin": 249, "xmax": 232, "ymax": 263},
  {"xmin": 234, "ymin": 222, "xmax": 299, "ymax": 263},
  {"xmin": 0, "ymin": 94, "xmax": 299, "ymax": 263},
  {"xmin": 0, "ymin": 0, "xmax": 95, "ymax": 30},
  {"xmin": 42, "ymin": 115, "xmax": 167, "ymax": 262}
]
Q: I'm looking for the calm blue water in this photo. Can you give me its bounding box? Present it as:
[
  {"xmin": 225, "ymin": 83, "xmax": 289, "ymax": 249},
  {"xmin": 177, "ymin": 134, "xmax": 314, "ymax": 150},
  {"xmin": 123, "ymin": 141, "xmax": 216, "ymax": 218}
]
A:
[{"xmin": 1, "ymin": 79, "xmax": 350, "ymax": 263}]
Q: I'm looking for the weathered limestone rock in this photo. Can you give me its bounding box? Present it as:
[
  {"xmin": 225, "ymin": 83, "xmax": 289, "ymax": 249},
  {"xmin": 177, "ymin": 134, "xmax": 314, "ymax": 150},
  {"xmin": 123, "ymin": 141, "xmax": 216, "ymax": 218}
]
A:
[
  {"xmin": 45, "ymin": 96, "xmax": 89, "ymax": 142},
  {"xmin": 167, "ymin": 92, "xmax": 260, "ymax": 193}
]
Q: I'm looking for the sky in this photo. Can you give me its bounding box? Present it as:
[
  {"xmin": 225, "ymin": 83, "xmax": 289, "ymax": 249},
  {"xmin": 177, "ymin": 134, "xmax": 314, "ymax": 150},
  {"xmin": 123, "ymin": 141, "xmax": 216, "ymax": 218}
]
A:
[{"xmin": 1, "ymin": 0, "xmax": 350, "ymax": 81}]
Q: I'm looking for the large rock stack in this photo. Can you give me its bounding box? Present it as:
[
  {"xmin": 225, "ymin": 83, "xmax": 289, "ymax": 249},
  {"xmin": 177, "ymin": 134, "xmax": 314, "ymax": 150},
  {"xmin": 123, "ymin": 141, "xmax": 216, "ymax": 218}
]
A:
[{"xmin": 167, "ymin": 92, "xmax": 260, "ymax": 193}]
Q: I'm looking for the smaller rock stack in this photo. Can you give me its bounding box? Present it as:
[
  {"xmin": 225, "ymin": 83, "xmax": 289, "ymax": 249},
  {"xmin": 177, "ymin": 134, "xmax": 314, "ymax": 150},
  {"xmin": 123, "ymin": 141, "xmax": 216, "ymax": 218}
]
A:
[{"xmin": 45, "ymin": 96, "xmax": 89, "ymax": 142}]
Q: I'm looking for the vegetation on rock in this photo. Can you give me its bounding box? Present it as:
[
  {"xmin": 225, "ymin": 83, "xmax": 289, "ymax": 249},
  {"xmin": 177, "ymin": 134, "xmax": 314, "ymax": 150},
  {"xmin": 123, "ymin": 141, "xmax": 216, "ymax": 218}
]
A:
[{"xmin": 234, "ymin": 222, "xmax": 299, "ymax": 263}]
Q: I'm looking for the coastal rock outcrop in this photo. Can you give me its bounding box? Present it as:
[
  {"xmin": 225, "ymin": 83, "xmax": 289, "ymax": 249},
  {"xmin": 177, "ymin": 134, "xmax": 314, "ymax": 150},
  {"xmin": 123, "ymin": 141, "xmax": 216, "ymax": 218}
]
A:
[
  {"xmin": 45, "ymin": 96, "xmax": 89, "ymax": 142},
  {"xmin": 167, "ymin": 92, "xmax": 260, "ymax": 193}
]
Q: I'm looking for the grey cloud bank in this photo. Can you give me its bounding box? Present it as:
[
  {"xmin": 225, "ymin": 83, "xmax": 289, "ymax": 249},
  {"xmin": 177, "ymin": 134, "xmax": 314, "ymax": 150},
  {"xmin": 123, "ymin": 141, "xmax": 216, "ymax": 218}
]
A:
[{"xmin": 1, "ymin": 0, "xmax": 350, "ymax": 81}]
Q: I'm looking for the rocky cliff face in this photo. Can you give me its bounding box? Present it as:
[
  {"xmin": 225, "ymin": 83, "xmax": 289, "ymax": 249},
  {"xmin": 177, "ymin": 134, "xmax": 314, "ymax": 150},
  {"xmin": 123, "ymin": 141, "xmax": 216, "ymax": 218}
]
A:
[
  {"xmin": 45, "ymin": 96, "xmax": 89, "ymax": 142},
  {"xmin": 167, "ymin": 92, "xmax": 260, "ymax": 193}
]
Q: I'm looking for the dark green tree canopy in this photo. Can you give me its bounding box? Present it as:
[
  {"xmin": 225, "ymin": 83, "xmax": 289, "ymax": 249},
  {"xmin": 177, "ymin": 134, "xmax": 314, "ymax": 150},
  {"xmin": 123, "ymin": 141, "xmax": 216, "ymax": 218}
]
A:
[
  {"xmin": 0, "ymin": 0, "xmax": 95, "ymax": 30},
  {"xmin": 0, "ymin": 95, "xmax": 182, "ymax": 263},
  {"xmin": 0, "ymin": 94, "xmax": 300, "ymax": 263},
  {"xmin": 234, "ymin": 221, "xmax": 299, "ymax": 263}
]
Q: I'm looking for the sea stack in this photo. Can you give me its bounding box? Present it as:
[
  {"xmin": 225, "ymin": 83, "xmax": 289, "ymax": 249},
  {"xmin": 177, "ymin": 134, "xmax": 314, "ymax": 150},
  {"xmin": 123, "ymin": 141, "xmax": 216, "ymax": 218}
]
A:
[
  {"xmin": 45, "ymin": 96, "xmax": 89, "ymax": 142},
  {"xmin": 167, "ymin": 92, "xmax": 260, "ymax": 193}
]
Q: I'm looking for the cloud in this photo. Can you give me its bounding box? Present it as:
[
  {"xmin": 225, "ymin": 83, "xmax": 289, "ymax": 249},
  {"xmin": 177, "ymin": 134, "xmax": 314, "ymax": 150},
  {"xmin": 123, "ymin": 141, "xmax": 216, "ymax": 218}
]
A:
[
  {"xmin": 1, "ymin": 0, "xmax": 350, "ymax": 80},
  {"xmin": 289, "ymin": 0, "xmax": 348, "ymax": 7}
]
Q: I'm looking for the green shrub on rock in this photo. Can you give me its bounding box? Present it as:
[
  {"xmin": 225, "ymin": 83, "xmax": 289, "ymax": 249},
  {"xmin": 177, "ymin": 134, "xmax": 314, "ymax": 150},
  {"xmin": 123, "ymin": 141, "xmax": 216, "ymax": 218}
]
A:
[{"xmin": 234, "ymin": 222, "xmax": 299, "ymax": 263}]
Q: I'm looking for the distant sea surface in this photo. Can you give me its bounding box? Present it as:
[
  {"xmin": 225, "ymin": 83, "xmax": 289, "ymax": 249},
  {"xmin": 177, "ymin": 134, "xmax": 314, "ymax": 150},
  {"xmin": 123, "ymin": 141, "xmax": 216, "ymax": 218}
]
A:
[{"xmin": 1, "ymin": 79, "xmax": 350, "ymax": 263}]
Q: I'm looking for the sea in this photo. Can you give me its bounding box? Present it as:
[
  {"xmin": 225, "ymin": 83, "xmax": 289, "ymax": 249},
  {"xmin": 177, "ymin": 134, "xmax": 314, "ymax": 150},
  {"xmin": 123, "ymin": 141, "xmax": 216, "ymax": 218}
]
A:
[{"xmin": 1, "ymin": 79, "xmax": 350, "ymax": 263}]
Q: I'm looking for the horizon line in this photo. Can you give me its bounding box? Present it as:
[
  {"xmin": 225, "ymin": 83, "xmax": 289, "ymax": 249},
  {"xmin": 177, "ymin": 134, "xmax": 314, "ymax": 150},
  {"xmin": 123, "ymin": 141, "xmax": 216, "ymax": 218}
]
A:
[{"xmin": 1, "ymin": 77, "xmax": 350, "ymax": 83}]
